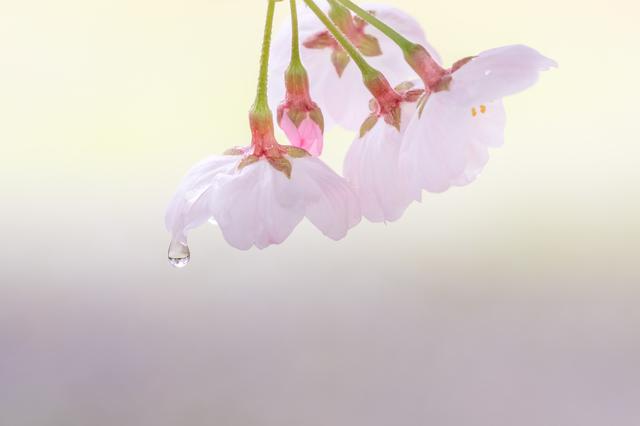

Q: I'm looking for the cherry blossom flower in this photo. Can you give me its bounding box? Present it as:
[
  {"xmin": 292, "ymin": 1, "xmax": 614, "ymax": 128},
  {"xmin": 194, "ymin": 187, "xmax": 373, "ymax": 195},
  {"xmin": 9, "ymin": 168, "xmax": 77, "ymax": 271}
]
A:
[
  {"xmin": 400, "ymin": 44, "xmax": 556, "ymax": 193},
  {"xmin": 165, "ymin": 146, "xmax": 361, "ymax": 254},
  {"xmin": 277, "ymin": 65, "xmax": 325, "ymax": 156},
  {"xmin": 269, "ymin": 1, "xmax": 438, "ymax": 131}
]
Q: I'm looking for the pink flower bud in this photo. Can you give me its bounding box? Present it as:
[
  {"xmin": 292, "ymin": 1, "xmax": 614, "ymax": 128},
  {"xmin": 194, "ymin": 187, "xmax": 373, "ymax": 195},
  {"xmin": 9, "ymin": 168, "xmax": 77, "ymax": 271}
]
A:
[{"xmin": 276, "ymin": 65, "xmax": 325, "ymax": 156}]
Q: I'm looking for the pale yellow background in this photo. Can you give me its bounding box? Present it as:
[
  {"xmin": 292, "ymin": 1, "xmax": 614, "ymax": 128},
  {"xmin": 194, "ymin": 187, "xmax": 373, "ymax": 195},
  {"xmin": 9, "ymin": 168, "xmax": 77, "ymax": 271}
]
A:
[{"xmin": 1, "ymin": 0, "xmax": 639, "ymax": 424}]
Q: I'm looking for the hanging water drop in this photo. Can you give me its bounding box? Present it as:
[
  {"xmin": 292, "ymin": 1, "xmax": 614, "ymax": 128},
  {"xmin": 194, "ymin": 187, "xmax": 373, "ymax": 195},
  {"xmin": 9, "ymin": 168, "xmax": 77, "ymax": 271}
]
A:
[{"xmin": 168, "ymin": 240, "xmax": 190, "ymax": 268}]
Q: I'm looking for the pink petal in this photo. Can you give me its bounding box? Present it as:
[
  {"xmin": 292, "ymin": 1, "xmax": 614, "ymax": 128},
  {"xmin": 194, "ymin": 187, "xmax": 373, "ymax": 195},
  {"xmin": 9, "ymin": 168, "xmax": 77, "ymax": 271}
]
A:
[
  {"xmin": 292, "ymin": 156, "xmax": 361, "ymax": 240},
  {"xmin": 279, "ymin": 112, "xmax": 304, "ymax": 147},
  {"xmin": 280, "ymin": 114, "xmax": 324, "ymax": 156},
  {"xmin": 297, "ymin": 117, "xmax": 324, "ymax": 156},
  {"xmin": 211, "ymin": 160, "xmax": 306, "ymax": 250}
]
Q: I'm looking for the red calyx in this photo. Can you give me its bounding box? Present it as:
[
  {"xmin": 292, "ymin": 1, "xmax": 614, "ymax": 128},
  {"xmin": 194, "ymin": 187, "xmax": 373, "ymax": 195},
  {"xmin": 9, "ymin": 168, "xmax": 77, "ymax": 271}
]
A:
[
  {"xmin": 364, "ymin": 72, "xmax": 405, "ymax": 130},
  {"xmin": 249, "ymin": 110, "xmax": 285, "ymax": 159},
  {"xmin": 404, "ymin": 44, "xmax": 448, "ymax": 92}
]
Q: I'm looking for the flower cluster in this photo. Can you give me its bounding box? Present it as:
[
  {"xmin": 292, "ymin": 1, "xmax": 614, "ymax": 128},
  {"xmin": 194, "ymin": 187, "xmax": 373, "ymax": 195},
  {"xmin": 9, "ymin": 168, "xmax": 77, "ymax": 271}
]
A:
[{"xmin": 165, "ymin": 0, "xmax": 555, "ymax": 267}]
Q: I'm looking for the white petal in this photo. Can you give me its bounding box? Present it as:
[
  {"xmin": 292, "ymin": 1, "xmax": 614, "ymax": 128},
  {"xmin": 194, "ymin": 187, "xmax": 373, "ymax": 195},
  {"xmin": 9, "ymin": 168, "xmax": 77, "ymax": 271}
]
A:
[
  {"xmin": 450, "ymin": 142, "xmax": 490, "ymax": 187},
  {"xmin": 448, "ymin": 44, "xmax": 556, "ymax": 106},
  {"xmin": 344, "ymin": 110, "xmax": 420, "ymax": 222},
  {"xmin": 400, "ymin": 97, "xmax": 507, "ymax": 193},
  {"xmin": 211, "ymin": 160, "xmax": 306, "ymax": 250},
  {"xmin": 314, "ymin": 63, "xmax": 371, "ymax": 130},
  {"xmin": 400, "ymin": 96, "xmax": 468, "ymax": 193},
  {"xmin": 165, "ymin": 155, "xmax": 238, "ymax": 242},
  {"xmin": 291, "ymin": 157, "xmax": 361, "ymax": 240},
  {"xmin": 471, "ymin": 100, "xmax": 506, "ymax": 148}
]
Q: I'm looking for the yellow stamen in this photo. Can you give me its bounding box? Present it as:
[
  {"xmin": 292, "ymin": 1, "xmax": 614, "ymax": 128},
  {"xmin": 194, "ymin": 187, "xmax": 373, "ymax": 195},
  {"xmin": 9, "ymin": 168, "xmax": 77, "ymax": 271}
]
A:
[
  {"xmin": 471, "ymin": 107, "xmax": 477, "ymax": 117},
  {"xmin": 480, "ymin": 104, "xmax": 487, "ymax": 114}
]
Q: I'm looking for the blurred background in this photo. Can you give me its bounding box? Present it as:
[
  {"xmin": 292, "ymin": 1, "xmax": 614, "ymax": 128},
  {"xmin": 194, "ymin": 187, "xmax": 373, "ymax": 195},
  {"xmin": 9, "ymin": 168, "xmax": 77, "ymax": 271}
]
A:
[{"xmin": 1, "ymin": 0, "xmax": 639, "ymax": 424}]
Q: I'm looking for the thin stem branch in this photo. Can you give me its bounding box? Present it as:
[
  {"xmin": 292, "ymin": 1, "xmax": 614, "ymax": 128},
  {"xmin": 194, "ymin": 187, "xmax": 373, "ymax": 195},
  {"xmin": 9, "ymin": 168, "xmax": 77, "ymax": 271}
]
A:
[
  {"xmin": 254, "ymin": 0, "xmax": 277, "ymax": 110},
  {"xmin": 290, "ymin": 0, "xmax": 302, "ymax": 66}
]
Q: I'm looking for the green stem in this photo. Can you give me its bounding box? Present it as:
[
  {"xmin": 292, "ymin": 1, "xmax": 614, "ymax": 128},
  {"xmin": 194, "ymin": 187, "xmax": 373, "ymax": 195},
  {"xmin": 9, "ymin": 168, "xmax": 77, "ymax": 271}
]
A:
[
  {"xmin": 334, "ymin": 0, "xmax": 414, "ymax": 52},
  {"xmin": 290, "ymin": 0, "xmax": 302, "ymax": 66},
  {"xmin": 253, "ymin": 0, "xmax": 277, "ymax": 111},
  {"xmin": 303, "ymin": 0, "xmax": 376, "ymax": 77}
]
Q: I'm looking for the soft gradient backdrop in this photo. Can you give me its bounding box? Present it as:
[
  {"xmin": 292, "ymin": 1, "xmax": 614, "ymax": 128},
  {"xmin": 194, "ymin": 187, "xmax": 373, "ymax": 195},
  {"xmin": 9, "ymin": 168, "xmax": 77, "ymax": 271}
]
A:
[{"xmin": 1, "ymin": 0, "xmax": 639, "ymax": 424}]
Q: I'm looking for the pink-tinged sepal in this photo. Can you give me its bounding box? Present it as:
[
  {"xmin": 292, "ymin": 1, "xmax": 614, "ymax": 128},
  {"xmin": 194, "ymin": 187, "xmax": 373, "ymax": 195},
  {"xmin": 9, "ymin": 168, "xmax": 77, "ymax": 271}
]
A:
[
  {"xmin": 302, "ymin": 31, "xmax": 336, "ymax": 50},
  {"xmin": 331, "ymin": 49, "xmax": 351, "ymax": 77},
  {"xmin": 356, "ymin": 34, "xmax": 382, "ymax": 57}
]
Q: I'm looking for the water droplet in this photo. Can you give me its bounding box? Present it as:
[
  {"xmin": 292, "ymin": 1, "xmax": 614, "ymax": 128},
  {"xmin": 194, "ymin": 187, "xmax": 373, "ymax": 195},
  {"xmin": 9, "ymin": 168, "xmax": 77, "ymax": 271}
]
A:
[{"xmin": 168, "ymin": 240, "xmax": 190, "ymax": 268}]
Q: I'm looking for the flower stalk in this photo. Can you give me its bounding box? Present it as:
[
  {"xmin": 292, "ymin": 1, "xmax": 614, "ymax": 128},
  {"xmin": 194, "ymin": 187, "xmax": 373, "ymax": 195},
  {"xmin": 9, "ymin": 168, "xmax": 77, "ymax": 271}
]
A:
[
  {"xmin": 289, "ymin": 0, "xmax": 302, "ymax": 67},
  {"xmin": 252, "ymin": 0, "xmax": 278, "ymax": 113},
  {"xmin": 285, "ymin": 0, "xmax": 311, "ymax": 102},
  {"xmin": 250, "ymin": 0, "xmax": 282, "ymax": 159}
]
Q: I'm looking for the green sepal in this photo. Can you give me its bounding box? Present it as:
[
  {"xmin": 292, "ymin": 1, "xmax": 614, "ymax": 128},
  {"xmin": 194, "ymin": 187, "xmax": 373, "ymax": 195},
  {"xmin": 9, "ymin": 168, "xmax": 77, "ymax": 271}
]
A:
[
  {"xmin": 328, "ymin": 0, "xmax": 352, "ymax": 32},
  {"xmin": 451, "ymin": 56, "xmax": 475, "ymax": 72},
  {"xmin": 303, "ymin": 31, "xmax": 335, "ymax": 50},
  {"xmin": 357, "ymin": 34, "xmax": 382, "ymax": 57},
  {"xmin": 268, "ymin": 156, "xmax": 293, "ymax": 179},
  {"xmin": 287, "ymin": 108, "xmax": 306, "ymax": 128},
  {"xmin": 238, "ymin": 155, "xmax": 260, "ymax": 170},
  {"xmin": 224, "ymin": 147, "xmax": 244, "ymax": 156},
  {"xmin": 404, "ymin": 89, "xmax": 425, "ymax": 103},
  {"xmin": 384, "ymin": 106, "xmax": 402, "ymax": 132},
  {"xmin": 331, "ymin": 49, "xmax": 351, "ymax": 77},
  {"xmin": 417, "ymin": 93, "xmax": 430, "ymax": 118},
  {"xmin": 286, "ymin": 146, "xmax": 311, "ymax": 158},
  {"xmin": 359, "ymin": 114, "xmax": 379, "ymax": 138},
  {"xmin": 394, "ymin": 81, "xmax": 415, "ymax": 92},
  {"xmin": 308, "ymin": 107, "xmax": 325, "ymax": 133}
]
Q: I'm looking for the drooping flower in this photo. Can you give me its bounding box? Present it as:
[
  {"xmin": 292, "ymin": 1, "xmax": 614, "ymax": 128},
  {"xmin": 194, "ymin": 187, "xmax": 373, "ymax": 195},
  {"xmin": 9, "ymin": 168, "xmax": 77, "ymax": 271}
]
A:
[
  {"xmin": 400, "ymin": 44, "xmax": 556, "ymax": 193},
  {"xmin": 277, "ymin": 63, "xmax": 325, "ymax": 156},
  {"xmin": 343, "ymin": 77, "xmax": 424, "ymax": 222},
  {"xmin": 269, "ymin": 1, "xmax": 438, "ymax": 131},
  {"xmin": 165, "ymin": 113, "xmax": 360, "ymax": 260}
]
